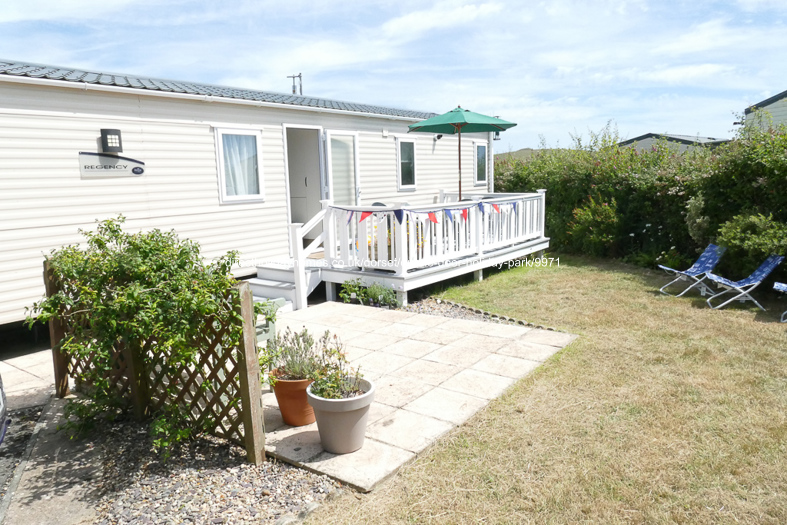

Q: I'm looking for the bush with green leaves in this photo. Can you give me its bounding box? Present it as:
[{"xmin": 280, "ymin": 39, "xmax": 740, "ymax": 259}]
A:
[
  {"xmin": 567, "ymin": 196, "xmax": 619, "ymax": 257},
  {"xmin": 715, "ymin": 214, "xmax": 787, "ymax": 278},
  {"xmin": 496, "ymin": 121, "xmax": 786, "ymax": 280},
  {"xmin": 26, "ymin": 216, "xmax": 266, "ymax": 455}
]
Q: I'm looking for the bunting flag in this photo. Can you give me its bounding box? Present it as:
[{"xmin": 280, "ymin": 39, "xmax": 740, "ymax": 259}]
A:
[
  {"xmin": 492, "ymin": 203, "xmax": 500, "ymax": 213},
  {"xmin": 461, "ymin": 208, "xmax": 468, "ymax": 221},
  {"xmin": 346, "ymin": 210, "xmax": 354, "ymax": 224},
  {"xmin": 359, "ymin": 211, "xmax": 373, "ymax": 222},
  {"xmin": 444, "ymin": 208, "xmax": 453, "ymax": 221},
  {"xmin": 427, "ymin": 212, "xmax": 439, "ymax": 224},
  {"xmin": 512, "ymin": 201, "xmax": 517, "ymax": 213},
  {"xmin": 393, "ymin": 209, "xmax": 404, "ymax": 224},
  {"xmin": 478, "ymin": 202, "xmax": 485, "ymax": 214}
]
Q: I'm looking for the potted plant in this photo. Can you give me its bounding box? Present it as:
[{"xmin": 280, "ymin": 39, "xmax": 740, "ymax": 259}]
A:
[
  {"xmin": 260, "ymin": 327, "xmax": 324, "ymax": 427},
  {"xmin": 306, "ymin": 335, "xmax": 375, "ymax": 454}
]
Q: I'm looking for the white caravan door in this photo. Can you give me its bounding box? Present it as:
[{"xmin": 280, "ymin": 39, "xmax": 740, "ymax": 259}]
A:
[{"xmin": 325, "ymin": 131, "xmax": 360, "ymax": 206}]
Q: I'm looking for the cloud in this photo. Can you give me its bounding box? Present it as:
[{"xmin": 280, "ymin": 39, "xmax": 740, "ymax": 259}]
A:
[
  {"xmin": 1, "ymin": 0, "xmax": 785, "ymax": 149},
  {"xmin": 635, "ymin": 64, "xmax": 738, "ymax": 85},
  {"xmin": 380, "ymin": 1, "xmax": 503, "ymax": 42},
  {"xmin": 0, "ymin": 0, "xmax": 147, "ymax": 23}
]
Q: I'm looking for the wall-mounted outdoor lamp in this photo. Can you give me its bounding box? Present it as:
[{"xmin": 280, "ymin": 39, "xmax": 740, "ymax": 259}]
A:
[
  {"xmin": 100, "ymin": 129, "xmax": 123, "ymax": 153},
  {"xmin": 434, "ymin": 134, "xmax": 443, "ymax": 141}
]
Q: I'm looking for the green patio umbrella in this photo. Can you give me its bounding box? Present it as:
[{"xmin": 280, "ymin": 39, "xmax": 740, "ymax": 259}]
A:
[{"xmin": 408, "ymin": 106, "xmax": 516, "ymax": 199}]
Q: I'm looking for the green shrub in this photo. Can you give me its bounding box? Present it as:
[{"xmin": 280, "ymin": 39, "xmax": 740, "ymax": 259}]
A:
[
  {"xmin": 701, "ymin": 124, "xmax": 787, "ymax": 235},
  {"xmin": 496, "ymin": 121, "xmax": 786, "ymax": 271},
  {"xmin": 716, "ymin": 214, "xmax": 787, "ymax": 279},
  {"xmin": 567, "ymin": 196, "xmax": 619, "ymax": 257},
  {"xmin": 25, "ymin": 216, "xmax": 265, "ymax": 455}
]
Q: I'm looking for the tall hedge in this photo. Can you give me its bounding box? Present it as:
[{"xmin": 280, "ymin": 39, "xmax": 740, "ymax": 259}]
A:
[{"xmin": 496, "ymin": 122, "xmax": 787, "ymax": 281}]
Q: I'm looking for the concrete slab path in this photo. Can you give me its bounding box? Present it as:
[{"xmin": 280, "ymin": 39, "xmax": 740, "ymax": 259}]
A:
[
  {"xmin": 1, "ymin": 349, "xmax": 55, "ymax": 410},
  {"xmin": 3, "ymin": 399, "xmax": 101, "ymax": 525},
  {"xmin": 264, "ymin": 302, "xmax": 577, "ymax": 492}
]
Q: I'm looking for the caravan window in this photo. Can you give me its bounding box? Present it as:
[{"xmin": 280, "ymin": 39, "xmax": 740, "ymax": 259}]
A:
[
  {"xmin": 475, "ymin": 143, "xmax": 487, "ymax": 185},
  {"xmin": 215, "ymin": 129, "xmax": 264, "ymax": 203},
  {"xmin": 396, "ymin": 138, "xmax": 416, "ymax": 190}
]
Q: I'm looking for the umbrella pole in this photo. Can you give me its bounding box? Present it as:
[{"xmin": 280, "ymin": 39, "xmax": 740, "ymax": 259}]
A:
[{"xmin": 458, "ymin": 126, "xmax": 462, "ymax": 200}]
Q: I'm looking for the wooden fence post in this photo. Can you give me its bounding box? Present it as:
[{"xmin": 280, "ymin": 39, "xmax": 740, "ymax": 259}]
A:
[
  {"xmin": 43, "ymin": 260, "xmax": 69, "ymax": 398},
  {"xmin": 236, "ymin": 281, "xmax": 266, "ymax": 465},
  {"xmin": 123, "ymin": 340, "xmax": 150, "ymax": 420}
]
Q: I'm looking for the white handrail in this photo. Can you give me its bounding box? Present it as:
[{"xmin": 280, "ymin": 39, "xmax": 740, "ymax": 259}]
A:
[
  {"xmin": 290, "ymin": 200, "xmax": 331, "ymax": 310},
  {"xmin": 329, "ymin": 194, "xmax": 542, "ymax": 213},
  {"xmin": 321, "ymin": 191, "xmax": 546, "ymax": 276}
]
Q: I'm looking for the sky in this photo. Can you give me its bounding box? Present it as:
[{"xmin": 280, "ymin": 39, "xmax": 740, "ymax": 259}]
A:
[{"xmin": 1, "ymin": 0, "xmax": 785, "ymax": 151}]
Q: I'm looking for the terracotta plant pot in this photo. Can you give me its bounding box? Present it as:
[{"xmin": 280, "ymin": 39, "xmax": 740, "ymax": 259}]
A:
[
  {"xmin": 272, "ymin": 377, "xmax": 315, "ymax": 427},
  {"xmin": 306, "ymin": 378, "xmax": 375, "ymax": 454}
]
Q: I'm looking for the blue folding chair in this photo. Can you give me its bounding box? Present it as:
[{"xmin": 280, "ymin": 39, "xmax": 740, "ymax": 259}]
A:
[
  {"xmin": 775, "ymin": 282, "xmax": 787, "ymax": 322},
  {"xmin": 658, "ymin": 244, "xmax": 726, "ymax": 297},
  {"xmin": 706, "ymin": 255, "xmax": 785, "ymax": 311}
]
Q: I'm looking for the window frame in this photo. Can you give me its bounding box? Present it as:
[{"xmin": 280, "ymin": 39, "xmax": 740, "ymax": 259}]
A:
[
  {"xmin": 474, "ymin": 141, "xmax": 488, "ymax": 186},
  {"xmin": 396, "ymin": 136, "xmax": 417, "ymax": 191},
  {"xmin": 214, "ymin": 128, "xmax": 265, "ymax": 204}
]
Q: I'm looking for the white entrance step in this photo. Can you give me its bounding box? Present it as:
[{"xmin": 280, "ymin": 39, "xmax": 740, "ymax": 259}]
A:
[
  {"xmin": 247, "ymin": 277, "xmax": 297, "ymax": 304},
  {"xmin": 255, "ymin": 264, "xmax": 323, "ymax": 300}
]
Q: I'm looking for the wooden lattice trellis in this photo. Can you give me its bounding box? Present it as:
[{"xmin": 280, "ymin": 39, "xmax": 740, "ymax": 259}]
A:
[{"xmin": 43, "ymin": 261, "xmax": 265, "ymax": 464}]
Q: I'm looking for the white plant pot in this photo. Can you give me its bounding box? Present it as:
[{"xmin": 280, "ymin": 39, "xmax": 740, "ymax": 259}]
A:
[{"xmin": 306, "ymin": 378, "xmax": 375, "ymax": 454}]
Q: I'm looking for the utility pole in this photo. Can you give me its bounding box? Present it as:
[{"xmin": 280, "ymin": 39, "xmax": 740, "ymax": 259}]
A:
[{"xmin": 287, "ymin": 73, "xmax": 302, "ymax": 95}]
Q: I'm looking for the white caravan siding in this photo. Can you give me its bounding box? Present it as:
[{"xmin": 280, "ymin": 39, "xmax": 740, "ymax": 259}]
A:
[
  {"xmin": 0, "ymin": 85, "xmax": 291, "ymax": 325},
  {"xmin": 0, "ymin": 80, "xmax": 486, "ymax": 324},
  {"xmin": 356, "ymin": 131, "xmax": 488, "ymax": 206}
]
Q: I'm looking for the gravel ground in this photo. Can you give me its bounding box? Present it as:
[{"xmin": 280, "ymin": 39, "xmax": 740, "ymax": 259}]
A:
[
  {"xmin": 91, "ymin": 418, "xmax": 341, "ymax": 524},
  {"xmin": 402, "ymin": 296, "xmax": 557, "ymax": 330},
  {"xmin": 87, "ymin": 297, "xmax": 530, "ymax": 525}
]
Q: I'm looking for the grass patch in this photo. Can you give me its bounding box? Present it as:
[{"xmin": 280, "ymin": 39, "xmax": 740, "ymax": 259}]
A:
[{"xmin": 309, "ymin": 254, "xmax": 787, "ymax": 524}]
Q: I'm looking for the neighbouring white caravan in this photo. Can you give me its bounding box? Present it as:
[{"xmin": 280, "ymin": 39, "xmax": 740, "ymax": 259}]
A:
[{"xmin": 0, "ymin": 60, "xmax": 548, "ymax": 326}]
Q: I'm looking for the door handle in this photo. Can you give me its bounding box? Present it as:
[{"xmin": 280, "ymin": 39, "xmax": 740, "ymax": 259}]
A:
[{"xmin": 305, "ymin": 177, "xmax": 308, "ymax": 187}]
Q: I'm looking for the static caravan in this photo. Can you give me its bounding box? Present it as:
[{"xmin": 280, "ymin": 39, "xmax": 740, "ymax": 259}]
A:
[
  {"xmin": 0, "ymin": 59, "xmax": 548, "ymax": 326},
  {"xmin": 745, "ymin": 88, "xmax": 787, "ymax": 129}
]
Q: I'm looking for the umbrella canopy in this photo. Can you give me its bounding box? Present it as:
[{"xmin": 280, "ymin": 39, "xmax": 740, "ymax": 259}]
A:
[{"xmin": 408, "ymin": 107, "xmax": 516, "ymax": 199}]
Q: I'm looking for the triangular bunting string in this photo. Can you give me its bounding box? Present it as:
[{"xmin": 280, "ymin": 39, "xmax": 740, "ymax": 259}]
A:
[
  {"xmin": 359, "ymin": 211, "xmax": 373, "ymax": 222},
  {"xmin": 492, "ymin": 203, "xmax": 500, "ymax": 213},
  {"xmin": 512, "ymin": 201, "xmax": 517, "ymax": 213},
  {"xmin": 462, "ymin": 208, "xmax": 468, "ymax": 221},
  {"xmin": 427, "ymin": 212, "xmax": 438, "ymax": 224},
  {"xmin": 478, "ymin": 202, "xmax": 485, "ymax": 214},
  {"xmin": 346, "ymin": 210, "xmax": 354, "ymax": 225},
  {"xmin": 444, "ymin": 208, "xmax": 453, "ymax": 221},
  {"xmin": 393, "ymin": 209, "xmax": 404, "ymax": 224}
]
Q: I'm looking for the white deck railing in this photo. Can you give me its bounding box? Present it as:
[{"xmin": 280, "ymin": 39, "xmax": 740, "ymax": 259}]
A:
[{"xmin": 322, "ymin": 190, "xmax": 546, "ymax": 276}]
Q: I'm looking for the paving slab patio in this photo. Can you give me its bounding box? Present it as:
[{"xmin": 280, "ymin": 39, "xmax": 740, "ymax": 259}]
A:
[{"xmin": 264, "ymin": 301, "xmax": 578, "ymax": 492}]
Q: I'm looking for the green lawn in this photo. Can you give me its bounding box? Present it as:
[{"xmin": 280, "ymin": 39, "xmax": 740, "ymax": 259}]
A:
[{"xmin": 310, "ymin": 254, "xmax": 787, "ymax": 524}]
